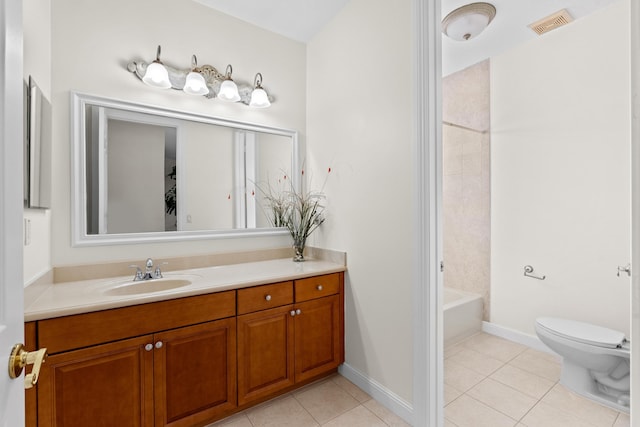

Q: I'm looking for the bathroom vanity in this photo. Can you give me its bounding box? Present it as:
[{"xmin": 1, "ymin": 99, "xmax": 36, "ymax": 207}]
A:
[{"xmin": 24, "ymin": 258, "xmax": 345, "ymax": 427}]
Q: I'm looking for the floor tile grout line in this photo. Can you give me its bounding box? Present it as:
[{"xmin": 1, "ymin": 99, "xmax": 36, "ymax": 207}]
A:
[
  {"xmin": 457, "ymin": 389, "xmax": 521, "ymax": 425},
  {"xmin": 291, "ymin": 392, "xmax": 323, "ymax": 426}
]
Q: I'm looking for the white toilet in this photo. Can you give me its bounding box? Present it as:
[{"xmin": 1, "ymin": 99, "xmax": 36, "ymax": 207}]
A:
[{"xmin": 535, "ymin": 317, "xmax": 630, "ymax": 412}]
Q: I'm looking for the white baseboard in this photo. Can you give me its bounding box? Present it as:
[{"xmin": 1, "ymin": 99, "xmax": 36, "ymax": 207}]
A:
[
  {"xmin": 482, "ymin": 321, "xmax": 555, "ymax": 355},
  {"xmin": 338, "ymin": 363, "xmax": 414, "ymax": 425}
]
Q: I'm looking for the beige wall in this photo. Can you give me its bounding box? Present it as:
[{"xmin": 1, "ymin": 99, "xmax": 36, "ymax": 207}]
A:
[
  {"xmin": 307, "ymin": 0, "xmax": 413, "ymax": 404},
  {"xmin": 50, "ymin": 0, "xmax": 306, "ymax": 266},
  {"xmin": 23, "ymin": 0, "xmax": 52, "ymax": 284},
  {"xmin": 442, "ymin": 60, "xmax": 491, "ymax": 320},
  {"xmin": 491, "ymin": 1, "xmax": 631, "ymax": 336}
]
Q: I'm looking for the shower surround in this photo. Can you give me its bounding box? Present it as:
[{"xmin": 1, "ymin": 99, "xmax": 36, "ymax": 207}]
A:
[{"xmin": 443, "ymin": 60, "xmax": 491, "ymax": 320}]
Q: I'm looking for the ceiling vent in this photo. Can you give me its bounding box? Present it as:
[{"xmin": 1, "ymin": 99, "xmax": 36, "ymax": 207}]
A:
[{"xmin": 528, "ymin": 9, "xmax": 574, "ymax": 36}]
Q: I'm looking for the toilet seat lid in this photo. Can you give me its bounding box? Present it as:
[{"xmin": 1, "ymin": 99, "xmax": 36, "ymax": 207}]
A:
[{"xmin": 536, "ymin": 317, "xmax": 626, "ymax": 349}]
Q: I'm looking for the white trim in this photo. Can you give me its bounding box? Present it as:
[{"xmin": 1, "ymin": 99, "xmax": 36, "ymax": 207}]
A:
[
  {"xmin": 412, "ymin": 0, "xmax": 443, "ymax": 426},
  {"xmin": 70, "ymin": 91, "xmax": 298, "ymax": 246},
  {"xmin": 481, "ymin": 321, "xmax": 555, "ymax": 355},
  {"xmin": 233, "ymin": 131, "xmax": 247, "ymax": 228},
  {"xmin": 338, "ymin": 364, "xmax": 414, "ymax": 425},
  {"xmin": 630, "ymin": 0, "xmax": 640, "ymax": 423},
  {"xmin": 244, "ymin": 133, "xmax": 257, "ymax": 228}
]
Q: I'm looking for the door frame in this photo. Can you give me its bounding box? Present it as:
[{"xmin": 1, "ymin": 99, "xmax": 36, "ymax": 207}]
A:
[
  {"xmin": 412, "ymin": 0, "xmax": 443, "ymax": 426},
  {"xmin": 412, "ymin": 0, "xmax": 640, "ymax": 426},
  {"xmin": 630, "ymin": 1, "xmax": 639, "ymax": 422}
]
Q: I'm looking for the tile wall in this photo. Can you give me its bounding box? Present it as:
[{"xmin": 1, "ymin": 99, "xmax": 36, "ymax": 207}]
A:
[{"xmin": 442, "ymin": 60, "xmax": 491, "ymax": 320}]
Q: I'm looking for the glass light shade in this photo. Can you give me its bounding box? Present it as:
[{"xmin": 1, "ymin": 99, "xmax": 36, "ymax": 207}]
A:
[
  {"xmin": 442, "ymin": 3, "xmax": 496, "ymax": 42},
  {"xmin": 249, "ymin": 88, "xmax": 271, "ymax": 108},
  {"xmin": 444, "ymin": 12, "xmax": 491, "ymax": 41},
  {"xmin": 218, "ymin": 79, "xmax": 241, "ymax": 102},
  {"xmin": 183, "ymin": 71, "xmax": 209, "ymax": 95},
  {"xmin": 142, "ymin": 62, "xmax": 171, "ymax": 89}
]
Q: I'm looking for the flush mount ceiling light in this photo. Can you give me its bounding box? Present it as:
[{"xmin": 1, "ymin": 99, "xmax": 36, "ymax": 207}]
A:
[
  {"xmin": 442, "ymin": 2, "xmax": 496, "ymax": 42},
  {"xmin": 128, "ymin": 46, "xmax": 274, "ymax": 108}
]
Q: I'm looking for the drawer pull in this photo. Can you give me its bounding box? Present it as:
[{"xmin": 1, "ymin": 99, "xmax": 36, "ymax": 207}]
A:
[
  {"xmin": 316, "ymin": 285, "xmax": 323, "ymax": 291},
  {"xmin": 296, "ymin": 309, "xmax": 302, "ymax": 315},
  {"xmin": 155, "ymin": 341, "xmax": 163, "ymax": 349},
  {"xmin": 290, "ymin": 310, "xmax": 296, "ymax": 317},
  {"xmin": 145, "ymin": 344, "xmax": 153, "ymax": 352},
  {"xmin": 265, "ymin": 294, "xmax": 272, "ymax": 301}
]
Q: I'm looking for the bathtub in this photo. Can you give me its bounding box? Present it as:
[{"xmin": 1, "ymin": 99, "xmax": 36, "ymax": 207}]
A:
[{"xmin": 444, "ymin": 288, "xmax": 483, "ymax": 345}]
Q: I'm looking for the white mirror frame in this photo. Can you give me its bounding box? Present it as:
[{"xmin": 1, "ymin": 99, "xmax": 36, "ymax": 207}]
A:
[{"xmin": 70, "ymin": 91, "xmax": 299, "ymax": 246}]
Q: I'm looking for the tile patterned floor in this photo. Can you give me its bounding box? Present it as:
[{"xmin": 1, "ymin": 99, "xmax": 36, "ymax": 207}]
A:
[
  {"xmin": 208, "ymin": 331, "xmax": 631, "ymax": 427},
  {"xmin": 206, "ymin": 374, "xmax": 411, "ymax": 427},
  {"xmin": 445, "ymin": 332, "xmax": 631, "ymax": 427}
]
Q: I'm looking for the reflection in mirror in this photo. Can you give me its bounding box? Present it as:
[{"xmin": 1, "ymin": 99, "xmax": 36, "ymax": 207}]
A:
[
  {"xmin": 24, "ymin": 76, "xmax": 52, "ymax": 209},
  {"xmin": 72, "ymin": 92, "xmax": 299, "ymax": 246}
]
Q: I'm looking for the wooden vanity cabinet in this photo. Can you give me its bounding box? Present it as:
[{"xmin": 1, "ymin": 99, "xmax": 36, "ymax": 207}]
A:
[
  {"xmin": 294, "ymin": 274, "xmax": 344, "ymax": 383},
  {"xmin": 154, "ymin": 318, "xmax": 236, "ymax": 427},
  {"xmin": 34, "ymin": 291, "xmax": 237, "ymax": 427},
  {"xmin": 37, "ymin": 334, "xmax": 155, "ymax": 427},
  {"xmin": 237, "ymin": 273, "xmax": 344, "ymax": 406},
  {"xmin": 237, "ymin": 282, "xmax": 296, "ymax": 405},
  {"xmin": 28, "ymin": 271, "xmax": 344, "ymax": 426}
]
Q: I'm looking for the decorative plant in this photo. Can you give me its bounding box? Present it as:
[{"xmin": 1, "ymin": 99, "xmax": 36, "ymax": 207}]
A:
[
  {"xmin": 165, "ymin": 166, "xmax": 177, "ymax": 215},
  {"xmin": 259, "ymin": 168, "xmax": 330, "ymax": 262}
]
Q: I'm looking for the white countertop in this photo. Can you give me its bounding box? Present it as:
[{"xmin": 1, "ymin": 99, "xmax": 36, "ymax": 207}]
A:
[{"xmin": 25, "ymin": 258, "xmax": 346, "ymax": 322}]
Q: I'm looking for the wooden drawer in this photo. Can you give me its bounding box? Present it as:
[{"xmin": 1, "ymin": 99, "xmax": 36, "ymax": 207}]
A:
[
  {"xmin": 237, "ymin": 281, "xmax": 293, "ymax": 315},
  {"xmin": 38, "ymin": 290, "xmax": 236, "ymax": 354},
  {"xmin": 295, "ymin": 274, "xmax": 340, "ymax": 302}
]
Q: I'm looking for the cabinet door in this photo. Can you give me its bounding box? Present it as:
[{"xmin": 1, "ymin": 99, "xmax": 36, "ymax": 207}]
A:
[
  {"xmin": 294, "ymin": 295, "xmax": 342, "ymax": 383},
  {"xmin": 153, "ymin": 317, "xmax": 237, "ymax": 427},
  {"xmin": 37, "ymin": 335, "xmax": 154, "ymax": 427},
  {"xmin": 237, "ymin": 305, "xmax": 295, "ymax": 405}
]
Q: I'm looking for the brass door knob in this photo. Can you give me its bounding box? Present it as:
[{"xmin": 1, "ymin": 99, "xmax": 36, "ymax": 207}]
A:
[{"xmin": 8, "ymin": 344, "xmax": 47, "ymax": 389}]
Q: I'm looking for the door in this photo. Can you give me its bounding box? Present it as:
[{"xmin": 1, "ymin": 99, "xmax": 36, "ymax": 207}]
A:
[
  {"xmin": 237, "ymin": 305, "xmax": 295, "ymax": 405},
  {"xmin": 0, "ymin": 0, "xmax": 25, "ymax": 425},
  {"xmin": 36, "ymin": 336, "xmax": 154, "ymax": 427},
  {"xmin": 154, "ymin": 318, "xmax": 237, "ymax": 427},
  {"xmin": 294, "ymin": 295, "xmax": 342, "ymax": 383}
]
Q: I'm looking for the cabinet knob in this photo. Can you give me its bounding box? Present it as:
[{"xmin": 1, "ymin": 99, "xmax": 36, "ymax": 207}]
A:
[
  {"xmin": 265, "ymin": 294, "xmax": 272, "ymax": 301},
  {"xmin": 155, "ymin": 341, "xmax": 163, "ymax": 349},
  {"xmin": 145, "ymin": 344, "xmax": 153, "ymax": 352},
  {"xmin": 290, "ymin": 310, "xmax": 296, "ymax": 316},
  {"xmin": 296, "ymin": 309, "xmax": 302, "ymax": 315},
  {"xmin": 316, "ymin": 285, "xmax": 323, "ymax": 291}
]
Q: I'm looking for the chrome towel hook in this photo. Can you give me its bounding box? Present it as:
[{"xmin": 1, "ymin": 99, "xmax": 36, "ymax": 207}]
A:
[{"xmin": 524, "ymin": 265, "xmax": 546, "ymax": 280}]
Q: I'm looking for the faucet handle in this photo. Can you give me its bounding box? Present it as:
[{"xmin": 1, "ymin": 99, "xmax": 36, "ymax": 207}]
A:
[
  {"xmin": 146, "ymin": 258, "xmax": 154, "ymax": 269},
  {"xmin": 129, "ymin": 265, "xmax": 144, "ymax": 281},
  {"xmin": 154, "ymin": 261, "xmax": 168, "ymax": 279}
]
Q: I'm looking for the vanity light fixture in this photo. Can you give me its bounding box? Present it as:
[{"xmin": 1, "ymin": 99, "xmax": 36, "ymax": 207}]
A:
[
  {"xmin": 182, "ymin": 55, "xmax": 209, "ymax": 96},
  {"xmin": 442, "ymin": 2, "xmax": 496, "ymax": 41},
  {"xmin": 249, "ymin": 73, "xmax": 271, "ymax": 108},
  {"xmin": 218, "ymin": 65, "xmax": 241, "ymax": 102},
  {"xmin": 128, "ymin": 47, "xmax": 274, "ymax": 107},
  {"xmin": 142, "ymin": 45, "xmax": 172, "ymax": 89}
]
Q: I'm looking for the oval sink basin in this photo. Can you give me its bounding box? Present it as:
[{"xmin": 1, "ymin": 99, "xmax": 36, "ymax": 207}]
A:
[{"xmin": 104, "ymin": 278, "xmax": 193, "ymax": 296}]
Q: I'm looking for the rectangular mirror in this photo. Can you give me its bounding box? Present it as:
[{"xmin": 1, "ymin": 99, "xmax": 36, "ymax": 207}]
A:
[
  {"xmin": 24, "ymin": 76, "xmax": 52, "ymax": 209},
  {"xmin": 71, "ymin": 92, "xmax": 299, "ymax": 246}
]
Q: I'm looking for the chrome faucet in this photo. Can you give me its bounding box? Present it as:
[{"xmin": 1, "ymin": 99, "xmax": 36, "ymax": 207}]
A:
[{"xmin": 129, "ymin": 258, "xmax": 165, "ymax": 281}]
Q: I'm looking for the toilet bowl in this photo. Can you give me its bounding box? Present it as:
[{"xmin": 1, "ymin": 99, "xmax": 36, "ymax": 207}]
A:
[{"xmin": 535, "ymin": 317, "xmax": 630, "ymax": 412}]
